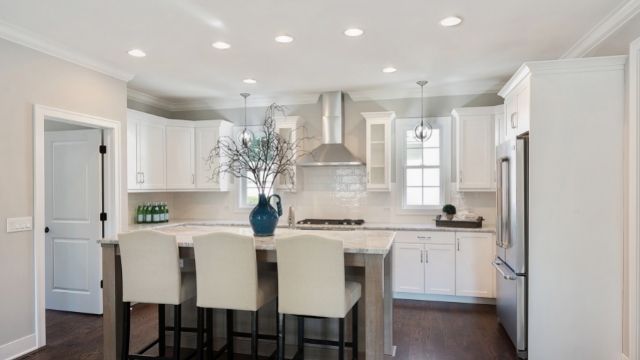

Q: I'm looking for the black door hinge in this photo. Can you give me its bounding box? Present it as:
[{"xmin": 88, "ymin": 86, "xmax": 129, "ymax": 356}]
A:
[
  {"xmin": 100, "ymin": 212, "xmax": 107, "ymax": 221},
  {"xmin": 99, "ymin": 145, "xmax": 107, "ymax": 154},
  {"xmin": 100, "ymin": 280, "xmax": 103, "ymax": 289}
]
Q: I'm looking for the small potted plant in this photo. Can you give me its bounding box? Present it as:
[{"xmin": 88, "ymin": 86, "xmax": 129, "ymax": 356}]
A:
[{"xmin": 442, "ymin": 204, "xmax": 457, "ymax": 220}]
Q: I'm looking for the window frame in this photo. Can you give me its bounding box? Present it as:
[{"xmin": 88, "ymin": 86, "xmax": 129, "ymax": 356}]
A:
[{"xmin": 395, "ymin": 117, "xmax": 452, "ymax": 212}]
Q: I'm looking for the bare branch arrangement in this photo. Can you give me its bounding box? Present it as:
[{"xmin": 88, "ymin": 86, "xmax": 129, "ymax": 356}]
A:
[{"xmin": 206, "ymin": 103, "xmax": 309, "ymax": 194}]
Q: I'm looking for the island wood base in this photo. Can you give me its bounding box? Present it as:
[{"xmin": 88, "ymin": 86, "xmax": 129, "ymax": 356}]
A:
[{"xmin": 102, "ymin": 245, "xmax": 394, "ymax": 360}]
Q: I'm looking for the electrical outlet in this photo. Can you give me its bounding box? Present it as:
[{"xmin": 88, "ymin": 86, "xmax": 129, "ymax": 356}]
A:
[{"xmin": 6, "ymin": 217, "xmax": 33, "ymax": 233}]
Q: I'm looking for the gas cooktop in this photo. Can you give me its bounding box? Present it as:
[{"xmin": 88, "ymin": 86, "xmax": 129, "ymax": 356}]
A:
[{"xmin": 296, "ymin": 219, "xmax": 365, "ymax": 226}]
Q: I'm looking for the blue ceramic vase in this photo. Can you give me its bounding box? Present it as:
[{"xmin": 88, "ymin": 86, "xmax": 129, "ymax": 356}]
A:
[{"xmin": 249, "ymin": 194, "xmax": 282, "ymax": 237}]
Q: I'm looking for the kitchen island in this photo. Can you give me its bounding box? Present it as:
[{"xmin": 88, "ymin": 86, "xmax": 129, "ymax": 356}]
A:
[{"xmin": 100, "ymin": 224, "xmax": 396, "ymax": 360}]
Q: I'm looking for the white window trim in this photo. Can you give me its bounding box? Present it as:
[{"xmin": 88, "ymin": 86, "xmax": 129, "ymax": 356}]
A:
[{"xmin": 395, "ymin": 117, "xmax": 451, "ymax": 214}]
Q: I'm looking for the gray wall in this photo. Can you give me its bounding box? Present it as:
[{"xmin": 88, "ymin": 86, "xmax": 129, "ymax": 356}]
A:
[{"xmin": 0, "ymin": 38, "xmax": 127, "ymax": 348}]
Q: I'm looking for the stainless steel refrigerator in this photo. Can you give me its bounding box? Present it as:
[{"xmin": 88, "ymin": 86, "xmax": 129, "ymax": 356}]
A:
[{"xmin": 494, "ymin": 134, "xmax": 528, "ymax": 359}]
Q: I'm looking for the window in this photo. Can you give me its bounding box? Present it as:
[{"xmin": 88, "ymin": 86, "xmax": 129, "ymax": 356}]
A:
[
  {"xmin": 397, "ymin": 117, "xmax": 451, "ymax": 210},
  {"xmin": 239, "ymin": 171, "xmax": 274, "ymax": 208}
]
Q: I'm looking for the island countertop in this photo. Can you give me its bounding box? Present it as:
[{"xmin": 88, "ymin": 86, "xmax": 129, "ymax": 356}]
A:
[{"xmin": 100, "ymin": 224, "xmax": 396, "ymax": 255}]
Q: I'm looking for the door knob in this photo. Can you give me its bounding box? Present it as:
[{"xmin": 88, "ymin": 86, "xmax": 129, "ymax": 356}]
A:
[{"xmin": 44, "ymin": 227, "xmax": 50, "ymax": 233}]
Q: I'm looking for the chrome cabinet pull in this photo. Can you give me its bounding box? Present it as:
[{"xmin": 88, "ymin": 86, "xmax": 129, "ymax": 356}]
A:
[
  {"xmin": 192, "ymin": 174, "xmax": 195, "ymax": 184},
  {"xmin": 425, "ymin": 250, "xmax": 429, "ymax": 263},
  {"xmin": 420, "ymin": 250, "xmax": 423, "ymax": 263},
  {"xmin": 457, "ymin": 239, "xmax": 460, "ymax": 251},
  {"xmin": 416, "ymin": 235, "xmax": 432, "ymax": 240},
  {"xmin": 142, "ymin": 172, "xmax": 145, "ymax": 184}
]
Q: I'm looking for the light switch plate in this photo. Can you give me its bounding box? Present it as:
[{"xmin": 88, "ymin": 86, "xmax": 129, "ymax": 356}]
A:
[{"xmin": 7, "ymin": 217, "xmax": 33, "ymax": 233}]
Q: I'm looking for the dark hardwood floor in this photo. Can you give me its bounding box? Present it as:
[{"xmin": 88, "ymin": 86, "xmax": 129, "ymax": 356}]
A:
[{"xmin": 20, "ymin": 300, "xmax": 516, "ymax": 360}]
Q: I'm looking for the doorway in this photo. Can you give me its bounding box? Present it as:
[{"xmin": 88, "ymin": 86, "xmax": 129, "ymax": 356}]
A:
[{"xmin": 33, "ymin": 105, "xmax": 122, "ymax": 350}]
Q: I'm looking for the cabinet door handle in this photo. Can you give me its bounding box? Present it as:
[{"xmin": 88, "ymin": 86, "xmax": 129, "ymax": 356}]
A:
[
  {"xmin": 457, "ymin": 239, "xmax": 460, "ymax": 251},
  {"xmin": 416, "ymin": 235, "xmax": 432, "ymax": 240},
  {"xmin": 192, "ymin": 174, "xmax": 195, "ymax": 185},
  {"xmin": 459, "ymin": 170, "xmax": 463, "ymax": 183},
  {"xmin": 420, "ymin": 250, "xmax": 423, "ymax": 263},
  {"xmin": 510, "ymin": 112, "xmax": 518, "ymax": 129},
  {"xmin": 425, "ymin": 250, "xmax": 429, "ymax": 263},
  {"xmin": 142, "ymin": 172, "xmax": 145, "ymax": 184}
]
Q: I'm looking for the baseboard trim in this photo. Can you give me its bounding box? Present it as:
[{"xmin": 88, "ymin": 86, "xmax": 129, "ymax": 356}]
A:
[
  {"xmin": 393, "ymin": 292, "xmax": 496, "ymax": 305},
  {"xmin": 0, "ymin": 333, "xmax": 38, "ymax": 360}
]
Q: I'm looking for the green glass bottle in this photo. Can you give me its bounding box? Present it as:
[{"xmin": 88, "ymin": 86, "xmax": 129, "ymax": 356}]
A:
[
  {"xmin": 144, "ymin": 202, "xmax": 152, "ymax": 223},
  {"xmin": 136, "ymin": 205, "xmax": 143, "ymax": 224},
  {"xmin": 153, "ymin": 202, "xmax": 160, "ymax": 223}
]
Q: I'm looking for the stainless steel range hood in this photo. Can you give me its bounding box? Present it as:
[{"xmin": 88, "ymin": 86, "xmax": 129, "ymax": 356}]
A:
[{"xmin": 300, "ymin": 91, "xmax": 364, "ymax": 166}]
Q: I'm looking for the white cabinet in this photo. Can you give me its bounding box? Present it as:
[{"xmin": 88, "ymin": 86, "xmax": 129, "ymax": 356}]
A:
[
  {"xmin": 165, "ymin": 123, "xmax": 195, "ymax": 190},
  {"xmin": 127, "ymin": 110, "xmax": 166, "ymax": 191},
  {"xmin": 453, "ymin": 107, "xmax": 497, "ymax": 191},
  {"xmin": 393, "ymin": 231, "xmax": 456, "ymax": 296},
  {"xmin": 424, "ymin": 244, "xmax": 456, "ymax": 295},
  {"xmin": 362, "ymin": 111, "xmax": 395, "ymax": 191},
  {"xmin": 500, "ymin": 75, "xmax": 531, "ymax": 141},
  {"xmin": 194, "ymin": 122, "xmax": 233, "ymax": 191},
  {"xmin": 275, "ymin": 116, "xmax": 300, "ymax": 191},
  {"xmin": 127, "ymin": 109, "xmax": 232, "ymax": 192},
  {"xmin": 455, "ymin": 232, "xmax": 495, "ymax": 298},
  {"xmin": 393, "ymin": 243, "xmax": 426, "ymax": 293}
]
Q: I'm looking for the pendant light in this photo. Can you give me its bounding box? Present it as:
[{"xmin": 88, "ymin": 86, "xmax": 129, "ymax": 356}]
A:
[
  {"xmin": 238, "ymin": 93, "xmax": 254, "ymax": 147},
  {"xmin": 414, "ymin": 80, "xmax": 433, "ymax": 142}
]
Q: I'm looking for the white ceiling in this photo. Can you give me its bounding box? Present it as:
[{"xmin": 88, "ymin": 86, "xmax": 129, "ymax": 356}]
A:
[{"xmin": 0, "ymin": 0, "xmax": 629, "ymax": 106}]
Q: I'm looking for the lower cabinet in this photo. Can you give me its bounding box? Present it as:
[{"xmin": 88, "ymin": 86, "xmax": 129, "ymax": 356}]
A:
[
  {"xmin": 455, "ymin": 232, "xmax": 495, "ymax": 298},
  {"xmin": 393, "ymin": 231, "xmax": 495, "ymax": 300}
]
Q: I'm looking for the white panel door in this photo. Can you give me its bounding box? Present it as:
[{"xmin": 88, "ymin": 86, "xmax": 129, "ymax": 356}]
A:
[
  {"xmin": 138, "ymin": 122, "xmax": 166, "ymax": 190},
  {"xmin": 424, "ymin": 244, "xmax": 456, "ymax": 295},
  {"xmin": 45, "ymin": 130, "xmax": 102, "ymax": 314},
  {"xmin": 195, "ymin": 127, "xmax": 221, "ymax": 189},
  {"xmin": 127, "ymin": 119, "xmax": 139, "ymax": 190},
  {"xmin": 393, "ymin": 243, "xmax": 425, "ymax": 293},
  {"xmin": 455, "ymin": 233, "xmax": 495, "ymax": 298},
  {"xmin": 166, "ymin": 126, "xmax": 195, "ymax": 189}
]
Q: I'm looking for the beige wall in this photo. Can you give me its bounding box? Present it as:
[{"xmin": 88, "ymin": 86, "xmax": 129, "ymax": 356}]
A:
[{"xmin": 0, "ymin": 38, "xmax": 127, "ymax": 347}]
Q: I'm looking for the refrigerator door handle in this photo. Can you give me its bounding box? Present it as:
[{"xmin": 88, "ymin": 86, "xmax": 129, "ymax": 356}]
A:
[{"xmin": 492, "ymin": 260, "xmax": 517, "ymax": 280}]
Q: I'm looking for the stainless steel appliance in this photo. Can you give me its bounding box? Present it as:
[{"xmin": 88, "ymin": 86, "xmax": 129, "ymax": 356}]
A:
[
  {"xmin": 494, "ymin": 135, "xmax": 528, "ymax": 359},
  {"xmin": 295, "ymin": 218, "xmax": 365, "ymax": 231}
]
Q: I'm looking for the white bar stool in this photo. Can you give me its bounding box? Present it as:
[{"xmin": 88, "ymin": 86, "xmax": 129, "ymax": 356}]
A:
[
  {"xmin": 276, "ymin": 234, "xmax": 361, "ymax": 360},
  {"xmin": 119, "ymin": 230, "xmax": 196, "ymax": 360},
  {"xmin": 193, "ymin": 232, "xmax": 278, "ymax": 360}
]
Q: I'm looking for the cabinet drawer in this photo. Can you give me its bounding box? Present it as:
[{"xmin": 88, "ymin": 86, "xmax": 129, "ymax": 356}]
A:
[{"xmin": 394, "ymin": 231, "xmax": 455, "ymax": 245}]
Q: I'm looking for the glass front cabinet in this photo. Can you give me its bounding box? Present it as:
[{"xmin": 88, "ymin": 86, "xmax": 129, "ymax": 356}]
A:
[{"xmin": 362, "ymin": 111, "xmax": 395, "ymax": 191}]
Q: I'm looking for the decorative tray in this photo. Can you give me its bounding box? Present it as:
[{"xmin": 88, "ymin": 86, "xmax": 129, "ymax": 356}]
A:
[{"xmin": 434, "ymin": 215, "xmax": 484, "ymax": 229}]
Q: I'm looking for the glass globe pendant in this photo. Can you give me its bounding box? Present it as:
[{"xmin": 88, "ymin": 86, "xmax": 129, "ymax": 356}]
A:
[
  {"xmin": 414, "ymin": 80, "xmax": 433, "ymax": 142},
  {"xmin": 238, "ymin": 93, "xmax": 254, "ymax": 147}
]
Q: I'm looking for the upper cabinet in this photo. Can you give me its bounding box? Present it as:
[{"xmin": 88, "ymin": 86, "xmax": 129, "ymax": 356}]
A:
[
  {"xmin": 499, "ymin": 74, "xmax": 531, "ymax": 141},
  {"xmin": 127, "ymin": 110, "xmax": 166, "ymax": 191},
  {"xmin": 274, "ymin": 116, "xmax": 301, "ymax": 192},
  {"xmin": 194, "ymin": 121, "xmax": 233, "ymax": 191},
  {"xmin": 453, "ymin": 106, "xmax": 500, "ymax": 192},
  {"xmin": 362, "ymin": 111, "xmax": 395, "ymax": 191},
  {"xmin": 127, "ymin": 109, "xmax": 232, "ymax": 192}
]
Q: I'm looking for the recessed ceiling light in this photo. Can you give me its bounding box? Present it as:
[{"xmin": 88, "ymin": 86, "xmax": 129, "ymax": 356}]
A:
[
  {"xmin": 344, "ymin": 28, "xmax": 364, "ymax": 37},
  {"xmin": 212, "ymin": 41, "xmax": 231, "ymax": 50},
  {"xmin": 440, "ymin": 16, "xmax": 463, "ymax": 27},
  {"xmin": 382, "ymin": 67, "xmax": 397, "ymax": 73},
  {"xmin": 127, "ymin": 49, "xmax": 146, "ymax": 58},
  {"xmin": 243, "ymin": 78, "xmax": 257, "ymax": 84},
  {"xmin": 275, "ymin": 35, "xmax": 294, "ymax": 43}
]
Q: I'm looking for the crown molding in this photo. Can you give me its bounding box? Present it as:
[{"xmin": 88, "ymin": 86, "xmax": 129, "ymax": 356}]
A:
[
  {"xmin": 128, "ymin": 79, "xmax": 504, "ymax": 113},
  {"xmin": 561, "ymin": 0, "xmax": 640, "ymax": 59},
  {"xmin": 499, "ymin": 55, "xmax": 627, "ymax": 97},
  {"xmin": 0, "ymin": 20, "xmax": 134, "ymax": 82},
  {"xmin": 346, "ymin": 79, "xmax": 504, "ymax": 102}
]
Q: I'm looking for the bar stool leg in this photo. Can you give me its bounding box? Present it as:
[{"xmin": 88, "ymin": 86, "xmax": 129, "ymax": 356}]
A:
[
  {"xmin": 250, "ymin": 311, "xmax": 258, "ymax": 360},
  {"xmin": 173, "ymin": 305, "xmax": 182, "ymax": 360},
  {"xmin": 197, "ymin": 307, "xmax": 205, "ymax": 360},
  {"xmin": 159, "ymin": 304, "xmax": 166, "ymax": 357},
  {"xmin": 277, "ymin": 314, "xmax": 285, "ymax": 360},
  {"xmin": 338, "ymin": 318, "xmax": 345, "ymax": 360},
  {"xmin": 352, "ymin": 302, "xmax": 358, "ymax": 360},
  {"xmin": 121, "ymin": 302, "xmax": 131, "ymax": 360},
  {"xmin": 226, "ymin": 310, "xmax": 234, "ymax": 360},
  {"xmin": 297, "ymin": 316, "xmax": 304, "ymax": 358},
  {"xmin": 206, "ymin": 309, "xmax": 214, "ymax": 359}
]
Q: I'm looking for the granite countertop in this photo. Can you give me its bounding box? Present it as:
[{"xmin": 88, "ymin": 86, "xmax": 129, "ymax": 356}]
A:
[
  {"xmin": 101, "ymin": 224, "xmax": 396, "ymax": 255},
  {"xmin": 126, "ymin": 219, "xmax": 496, "ymax": 234}
]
